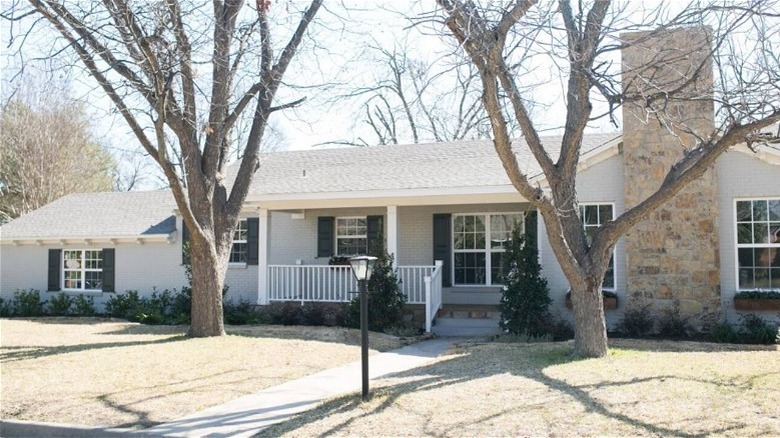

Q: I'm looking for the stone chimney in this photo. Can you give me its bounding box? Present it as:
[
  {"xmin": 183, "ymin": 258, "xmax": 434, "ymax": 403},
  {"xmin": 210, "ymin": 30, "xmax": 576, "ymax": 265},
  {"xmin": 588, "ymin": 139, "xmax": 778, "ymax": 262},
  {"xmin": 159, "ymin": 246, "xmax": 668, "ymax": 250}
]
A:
[{"xmin": 621, "ymin": 27, "xmax": 720, "ymax": 328}]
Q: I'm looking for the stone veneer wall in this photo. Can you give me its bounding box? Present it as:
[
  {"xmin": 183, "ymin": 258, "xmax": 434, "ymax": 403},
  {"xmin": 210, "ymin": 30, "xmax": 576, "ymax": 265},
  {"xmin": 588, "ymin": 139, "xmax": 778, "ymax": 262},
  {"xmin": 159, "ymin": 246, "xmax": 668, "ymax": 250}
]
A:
[{"xmin": 621, "ymin": 28, "xmax": 720, "ymax": 327}]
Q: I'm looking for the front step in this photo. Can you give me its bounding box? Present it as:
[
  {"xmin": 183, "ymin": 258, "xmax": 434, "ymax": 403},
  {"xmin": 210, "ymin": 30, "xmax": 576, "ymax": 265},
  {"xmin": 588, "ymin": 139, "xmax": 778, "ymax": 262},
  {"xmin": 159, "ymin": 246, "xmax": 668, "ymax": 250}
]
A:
[{"xmin": 432, "ymin": 305, "xmax": 502, "ymax": 337}]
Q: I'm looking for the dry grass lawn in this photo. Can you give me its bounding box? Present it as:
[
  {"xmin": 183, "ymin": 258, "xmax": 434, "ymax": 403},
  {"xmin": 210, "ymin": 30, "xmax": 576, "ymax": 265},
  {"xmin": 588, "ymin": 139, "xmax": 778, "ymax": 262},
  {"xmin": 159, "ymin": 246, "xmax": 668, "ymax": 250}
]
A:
[
  {"xmin": 0, "ymin": 317, "xmax": 415, "ymax": 429},
  {"xmin": 261, "ymin": 339, "xmax": 780, "ymax": 437}
]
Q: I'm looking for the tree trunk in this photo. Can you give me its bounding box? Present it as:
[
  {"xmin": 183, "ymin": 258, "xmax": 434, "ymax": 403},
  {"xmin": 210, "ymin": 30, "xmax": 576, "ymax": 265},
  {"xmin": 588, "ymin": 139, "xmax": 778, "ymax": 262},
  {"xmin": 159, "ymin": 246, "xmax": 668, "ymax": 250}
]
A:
[
  {"xmin": 570, "ymin": 277, "xmax": 608, "ymax": 358},
  {"xmin": 188, "ymin": 235, "xmax": 227, "ymax": 337}
]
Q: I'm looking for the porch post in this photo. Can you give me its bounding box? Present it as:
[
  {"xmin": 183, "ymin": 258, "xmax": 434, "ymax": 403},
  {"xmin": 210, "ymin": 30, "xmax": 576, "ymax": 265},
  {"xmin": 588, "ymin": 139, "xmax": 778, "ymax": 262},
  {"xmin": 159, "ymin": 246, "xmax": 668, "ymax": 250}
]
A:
[
  {"xmin": 257, "ymin": 208, "xmax": 270, "ymax": 305},
  {"xmin": 386, "ymin": 205, "xmax": 398, "ymax": 265}
]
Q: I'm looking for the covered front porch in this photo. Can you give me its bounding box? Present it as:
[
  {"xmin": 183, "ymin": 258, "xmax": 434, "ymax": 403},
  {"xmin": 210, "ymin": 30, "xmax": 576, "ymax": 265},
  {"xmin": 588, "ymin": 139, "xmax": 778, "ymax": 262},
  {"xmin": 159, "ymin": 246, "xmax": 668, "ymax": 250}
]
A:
[{"xmin": 243, "ymin": 197, "xmax": 532, "ymax": 332}]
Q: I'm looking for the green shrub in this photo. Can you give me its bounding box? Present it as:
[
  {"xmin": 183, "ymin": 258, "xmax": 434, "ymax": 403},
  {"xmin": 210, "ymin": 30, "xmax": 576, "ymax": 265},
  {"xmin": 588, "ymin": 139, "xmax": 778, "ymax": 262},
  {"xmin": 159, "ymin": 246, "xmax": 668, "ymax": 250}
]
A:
[
  {"xmin": 104, "ymin": 290, "xmax": 144, "ymax": 321},
  {"xmin": 224, "ymin": 299, "xmax": 264, "ymax": 325},
  {"xmin": 13, "ymin": 289, "xmax": 46, "ymax": 317},
  {"xmin": 657, "ymin": 301, "xmax": 690, "ymax": 339},
  {"xmin": 168, "ymin": 288, "xmax": 191, "ymax": 324},
  {"xmin": 48, "ymin": 293, "xmax": 74, "ymax": 316},
  {"xmin": 345, "ymin": 252, "xmax": 406, "ymax": 332},
  {"xmin": 266, "ymin": 302, "xmax": 304, "ymax": 325},
  {"xmin": 72, "ymin": 295, "xmax": 96, "ymax": 316},
  {"xmin": 498, "ymin": 225, "xmax": 552, "ymax": 337},
  {"xmin": 547, "ymin": 316, "xmax": 575, "ymax": 341},
  {"xmin": 739, "ymin": 314, "xmax": 779, "ymax": 344},
  {"xmin": 0, "ymin": 297, "xmax": 12, "ymax": 317},
  {"xmin": 618, "ymin": 303, "xmax": 655, "ymax": 337},
  {"xmin": 710, "ymin": 321, "xmax": 740, "ymax": 344}
]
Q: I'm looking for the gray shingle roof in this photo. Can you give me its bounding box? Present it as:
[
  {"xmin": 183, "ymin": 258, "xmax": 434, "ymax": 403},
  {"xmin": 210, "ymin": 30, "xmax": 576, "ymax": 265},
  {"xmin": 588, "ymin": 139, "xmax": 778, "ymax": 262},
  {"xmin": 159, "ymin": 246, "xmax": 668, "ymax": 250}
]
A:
[
  {"xmin": 1, "ymin": 190, "xmax": 176, "ymax": 240},
  {"xmin": 245, "ymin": 133, "xmax": 621, "ymax": 195},
  {"xmin": 2, "ymin": 134, "xmax": 621, "ymax": 240}
]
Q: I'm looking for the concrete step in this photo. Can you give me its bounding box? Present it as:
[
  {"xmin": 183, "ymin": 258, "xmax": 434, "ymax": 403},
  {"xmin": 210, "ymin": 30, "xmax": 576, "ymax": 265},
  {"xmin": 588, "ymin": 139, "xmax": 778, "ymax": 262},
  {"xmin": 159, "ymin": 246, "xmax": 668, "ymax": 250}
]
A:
[
  {"xmin": 432, "ymin": 316, "xmax": 502, "ymax": 337},
  {"xmin": 435, "ymin": 316, "xmax": 501, "ymax": 328}
]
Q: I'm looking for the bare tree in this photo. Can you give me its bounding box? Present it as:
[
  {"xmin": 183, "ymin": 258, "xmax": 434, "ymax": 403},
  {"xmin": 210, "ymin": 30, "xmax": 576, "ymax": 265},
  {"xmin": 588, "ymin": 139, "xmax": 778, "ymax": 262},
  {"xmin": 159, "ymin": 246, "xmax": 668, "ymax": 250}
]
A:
[
  {"xmin": 332, "ymin": 42, "xmax": 499, "ymax": 146},
  {"xmin": 435, "ymin": 0, "xmax": 780, "ymax": 357},
  {"xmin": 0, "ymin": 95, "xmax": 115, "ymax": 222},
  {"xmin": 3, "ymin": 0, "xmax": 323, "ymax": 336}
]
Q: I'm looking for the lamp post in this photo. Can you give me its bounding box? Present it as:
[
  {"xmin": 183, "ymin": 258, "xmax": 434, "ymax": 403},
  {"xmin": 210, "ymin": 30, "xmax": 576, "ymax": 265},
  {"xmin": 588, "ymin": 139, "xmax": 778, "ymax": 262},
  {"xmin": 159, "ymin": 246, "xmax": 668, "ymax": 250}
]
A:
[{"xmin": 349, "ymin": 255, "xmax": 377, "ymax": 401}]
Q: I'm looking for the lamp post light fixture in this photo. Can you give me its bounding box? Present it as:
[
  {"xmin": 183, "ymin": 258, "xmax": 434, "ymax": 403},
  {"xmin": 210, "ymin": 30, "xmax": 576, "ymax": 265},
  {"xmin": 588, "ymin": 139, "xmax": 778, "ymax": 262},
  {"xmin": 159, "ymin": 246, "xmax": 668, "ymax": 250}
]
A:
[{"xmin": 349, "ymin": 255, "xmax": 377, "ymax": 401}]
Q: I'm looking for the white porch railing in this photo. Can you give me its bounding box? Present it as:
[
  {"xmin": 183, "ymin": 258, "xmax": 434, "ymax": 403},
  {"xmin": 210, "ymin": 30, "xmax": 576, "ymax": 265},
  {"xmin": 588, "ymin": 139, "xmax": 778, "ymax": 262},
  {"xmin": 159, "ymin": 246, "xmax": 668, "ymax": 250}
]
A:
[
  {"xmin": 267, "ymin": 262, "xmax": 444, "ymax": 332},
  {"xmin": 424, "ymin": 261, "xmax": 444, "ymax": 333}
]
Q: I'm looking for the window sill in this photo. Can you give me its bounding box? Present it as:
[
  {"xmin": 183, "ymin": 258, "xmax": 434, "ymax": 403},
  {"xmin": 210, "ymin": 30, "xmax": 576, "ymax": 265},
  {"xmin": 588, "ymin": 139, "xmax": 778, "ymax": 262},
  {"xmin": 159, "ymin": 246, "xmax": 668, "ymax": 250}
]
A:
[{"xmin": 229, "ymin": 263, "xmax": 248, "ymax": 269}]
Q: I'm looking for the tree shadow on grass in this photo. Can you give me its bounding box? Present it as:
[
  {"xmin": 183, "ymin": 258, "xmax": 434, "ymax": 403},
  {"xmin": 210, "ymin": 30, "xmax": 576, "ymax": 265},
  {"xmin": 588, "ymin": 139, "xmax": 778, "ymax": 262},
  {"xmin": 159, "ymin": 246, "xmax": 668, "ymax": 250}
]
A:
[
  {"xmin": 259, "ymin": 341, "xmax": 760, "ymax": 437},
  {"xmin": 609, "ymin": 337, "xmax": 779, "ymax": 353},
  {"xmin": 0, "ymin": 336, "xmax": 186, "ymax": 362}
]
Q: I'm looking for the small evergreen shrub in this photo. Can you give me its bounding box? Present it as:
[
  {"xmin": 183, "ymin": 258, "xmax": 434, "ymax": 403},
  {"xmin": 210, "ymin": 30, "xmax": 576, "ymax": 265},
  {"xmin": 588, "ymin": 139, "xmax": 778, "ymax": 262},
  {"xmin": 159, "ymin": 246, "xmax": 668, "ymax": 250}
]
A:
[
  {"xmin": 49, "ymin": 293, "xmax": 74, "ymax": 316},
  {"xmin": 710, "ymin": 321, "xmax": 740, "ymax": 343},
  {"xmin": 657, "ymin": 301, "xmax": 690, "ymax": 339},
  {"xmin": 0, "ymin": 297, "xmax": 11, "ymax": 317},
  {"xmin": 617, "ymin": 303, "xmax": 655, "ymax": 337},
  {"xmin": 300, "ymin": 303, "xmax": 326, "ymax": 326},
  {"xmin": 739, "ymin": 314, "xmax": 779, "ymax": 344},
  {"xmin": 224, "ymin": 299, "xmax": 264, "ymax": 325},
  {"xmin": 104, "ymin": 290, "xmax": 145, "ymax": 321},
  {"xmin": 345, "ymin": 252, "xmax": 406, "ymax": 332},
  {"xmin": 266, "ymin": 302, "xmax": 304, "ymax": 325},
  {"xmin": 168, "ymin": 288, "xmax": 191, "ymax": 324},
  {"xmin": 72, "ymin": 294, "xmax": 96, "ymax": 316},
  {"xmin": 13, "ymin": 289, "xmax": 46, "ymax": 317},
  {"xmin": 547, "ymin": 316, "xmax": 575, "ymax": 341},
  {"xmin": 498, "ymin": 225, "xmax": 552, "ymax": 337}
]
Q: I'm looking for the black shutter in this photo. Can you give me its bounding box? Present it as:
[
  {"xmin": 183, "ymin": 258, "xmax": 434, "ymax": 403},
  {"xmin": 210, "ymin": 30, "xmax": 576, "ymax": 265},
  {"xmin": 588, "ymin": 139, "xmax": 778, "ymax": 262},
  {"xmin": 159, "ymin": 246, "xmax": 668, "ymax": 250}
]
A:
[
  {"xmin": 48, "ymin": 249, "xmax": 61, "ymax": 291},
  {"xmin": 102, "ymin": 248, "xmax": 115, "ymax": 292},
  {"xmin": 247, "ymin": 217, "xmax": 259, "ymax": 265},
  {"xmin": 367, "ymin": 215, "xmax": 384, "ymax": 256},
  {"xmin": 432, "ymin": 214, "xmax": 452, "ymax": 287},
  {"xmin": 181, "ymin": 221, "xmax": 190, "ymax": 265},
  {"xmin": 317, "ymin": 216, "xmax": 335, "ymax": 258},
  {"xmin": 524, "ymin": 210, "xmax": 538, "ymax": 251}
]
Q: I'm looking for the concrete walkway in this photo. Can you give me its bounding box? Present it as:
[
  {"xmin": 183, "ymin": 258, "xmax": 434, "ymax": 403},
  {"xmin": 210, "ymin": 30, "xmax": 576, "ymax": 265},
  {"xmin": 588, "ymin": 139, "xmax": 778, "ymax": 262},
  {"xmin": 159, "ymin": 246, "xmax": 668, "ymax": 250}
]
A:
[{"xmin": 141, "ymin": 337, "xmax": 456, "ymax": 437}]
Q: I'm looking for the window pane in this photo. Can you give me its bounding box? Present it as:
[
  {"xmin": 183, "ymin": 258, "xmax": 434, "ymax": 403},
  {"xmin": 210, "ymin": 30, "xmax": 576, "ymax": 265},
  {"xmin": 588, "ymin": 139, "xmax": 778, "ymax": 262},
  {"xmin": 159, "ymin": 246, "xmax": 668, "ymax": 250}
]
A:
[
  {"xmin": 84, "ymin": 271, "xmax": 102, "ymax": 290},
  {"xmin": 491, "ymin": 252, "xmax": 506, "ymax": 284},
  {"xmin": 736, "ymin": 201, "xmax": 752, "ymax": 222},
  {"xmin": 454, "ymin": 253, "xmax": 486, "ymax": 285},
  {"xmin": 603, "ymin": 256, "xmax": 615, "ymax": 289},
  {"xmin": 769, "ymin": 200, "xmax": 780, "ymax": 221},
  {"xmin": 738, "ymin": 248, "xmax": 755, "ymax": 267},
  {"xmin": 772, "ymin": 269, "xmax": 780, "ymax": 289},
  {"xmin": 230, "ymin": 242, "xmax": 247, "ymax": 263},
  {"xmin": 754, "ymin": 223, "xmax": 768, "ymax": 244},
  {"xmin": 337, "ymin": 238, "xmax": 366, "ymax": 256},
  {"xmin": 753, "ymin": 200, "xmax": 768, "ymax": 222},
  {"xmin": 582, "ymin": 205, "xmax": 599, "ymax": 225},
  {"xmin": 454, "ymin": 216, "xmax": 465, "ymax": 232},
  {"xmin": 755, "ymin": 269, "xmax": 771, "ymax": 288},
  {"xmin": 739, "ymin": 268, "xmax": 754, "ymax": 289},
  {"xmin": 737, "ymin": 223, "xmax": 753, "ymax": 244},
  {"xmin": 599, "ymin": 205, "xmax": 613, "ymax": 223},
  {"xmin": 64, "ymin": 271, "xmax": 82, "ymax": 289},
  {"xmin": 757, "ymin": 247, "xmax": 778, "ymax": 268}
]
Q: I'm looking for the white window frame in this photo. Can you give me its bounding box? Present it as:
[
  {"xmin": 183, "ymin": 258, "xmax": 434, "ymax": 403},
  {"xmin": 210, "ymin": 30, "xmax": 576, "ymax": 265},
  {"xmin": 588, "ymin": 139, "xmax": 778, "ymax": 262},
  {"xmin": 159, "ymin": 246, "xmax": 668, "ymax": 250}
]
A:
[
  {"xmin": 733, "ymin": 197, "xmax": 780, "ymax": 291},
  {"xmin": 451, "ymin": 212, "xmax": 525, "ymax": 287},
  {"xmin": 579, "ymin": 203, "xmax": 616, "ymax": 291},
  {"xmin": 229, "ymin": 219, "xmax": 248, "ymax": 265},
  {"xmin": 335, "ymin": 216, "xmax": 368, "ymax": 256},
  {"xmin": 62, "ymin": 249, "xmax": 103, "ymax": 292}
]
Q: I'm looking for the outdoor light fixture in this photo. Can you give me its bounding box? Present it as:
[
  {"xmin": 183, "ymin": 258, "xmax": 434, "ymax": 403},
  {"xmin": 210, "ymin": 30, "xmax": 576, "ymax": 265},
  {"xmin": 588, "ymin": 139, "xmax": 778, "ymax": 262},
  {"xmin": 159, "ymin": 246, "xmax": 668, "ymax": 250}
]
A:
[{"xmin": 349, "ymin": 255, "xmax": 377, "ymax": 401}]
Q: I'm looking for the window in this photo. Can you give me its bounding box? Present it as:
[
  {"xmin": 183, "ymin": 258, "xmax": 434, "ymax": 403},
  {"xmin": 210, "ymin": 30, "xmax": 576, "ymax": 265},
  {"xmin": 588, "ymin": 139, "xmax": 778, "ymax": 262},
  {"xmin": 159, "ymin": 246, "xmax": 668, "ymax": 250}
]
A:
[
  {"xmin": 579, "ymin": 204, "xmax": 615, "ymax": 290},
  {"xmin": 453, "ymin": 213, "xmax": 524, "ymax": 285},
  {"xmin": 336, "ymin": 217, "xmax": 367, "ymax": 256},
  {"xmin": 230, "ymin": 219, "xmax": 248, "ymax": 263},
  {"xmin": 736, "ymin": 198, "xmax": 780, "ymax": 290},
  {"xmin": 62, "ymin": 250, "xmax": 103, "ymax": 291}
]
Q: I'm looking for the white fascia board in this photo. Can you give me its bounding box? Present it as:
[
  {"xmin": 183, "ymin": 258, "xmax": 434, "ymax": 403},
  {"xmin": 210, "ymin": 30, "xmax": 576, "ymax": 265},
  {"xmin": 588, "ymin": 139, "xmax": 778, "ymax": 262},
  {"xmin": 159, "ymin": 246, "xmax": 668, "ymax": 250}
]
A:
[
  {"xmin": 246, "ymin": 188, "xmax": 528, "ymax": 210},
  {"xmin": 0, "ymin": 233, "xmax": 176, "ymax": 246},
  {"xmin": 729, "ymin": 143, "xmax": 780, "ymax": 166}
]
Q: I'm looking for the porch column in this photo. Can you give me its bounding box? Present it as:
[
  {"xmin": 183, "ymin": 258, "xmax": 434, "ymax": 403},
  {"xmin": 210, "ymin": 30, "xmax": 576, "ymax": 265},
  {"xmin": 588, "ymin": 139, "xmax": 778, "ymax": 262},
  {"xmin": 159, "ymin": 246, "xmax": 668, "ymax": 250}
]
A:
[
  {"xmin": 387, "ymin": 205, "xmax": 399, "ymax": 265},
  {"xmin": 257, "ymin": 208, "xmax": 270, "ymax": 305}
]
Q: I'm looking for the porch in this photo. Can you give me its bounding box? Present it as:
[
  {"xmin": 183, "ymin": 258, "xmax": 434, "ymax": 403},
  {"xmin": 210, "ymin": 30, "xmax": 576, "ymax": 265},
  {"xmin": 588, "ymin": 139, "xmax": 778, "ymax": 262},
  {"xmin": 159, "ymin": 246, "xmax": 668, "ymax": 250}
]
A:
[{"xmin": 264, "ymin": 262, "xmax": 443, "ymax": 332}]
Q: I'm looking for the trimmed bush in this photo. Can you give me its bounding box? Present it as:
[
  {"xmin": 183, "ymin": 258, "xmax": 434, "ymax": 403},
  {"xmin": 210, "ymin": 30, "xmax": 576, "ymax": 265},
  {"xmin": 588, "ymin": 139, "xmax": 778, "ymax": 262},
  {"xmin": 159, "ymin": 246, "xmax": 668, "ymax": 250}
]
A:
[
  {"xmin": 617, "ymin": 303, "xmax": 655, "ymax": 337},
  {"xmin": 0, "ymin": 297, "xmax": 12, "ymax": 317},
  {"xmin": 49, "ymin": 293, "xmax": 74, "ymax": 316},
  {"xmin": 710, "ymin": 321, "xmax": 740, "ymax": 344},
  {"xmin": 13, "ymin": 289, "xmax": 46, "ymax": 317},
  {"xmin": 224, "ymin": 299, "xmax": 264, "ymax": 325},
  {"xmin": 104, "ymin": 290, "xmax": 145, "ymax": 321},
  {"xmin": 739, "ymin": 314, "xmax": 779, "ymax": 345},
  {"xmin": 657, "ymin": 301, "xmax": 690, "ymax": 339},
  {"xmin": 72, "ymin": 294, "xmax": 96, "ymax": 316},
  {"xmin": 266, "ymin": 302, "xmax": 304, "ymax": 325}
]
